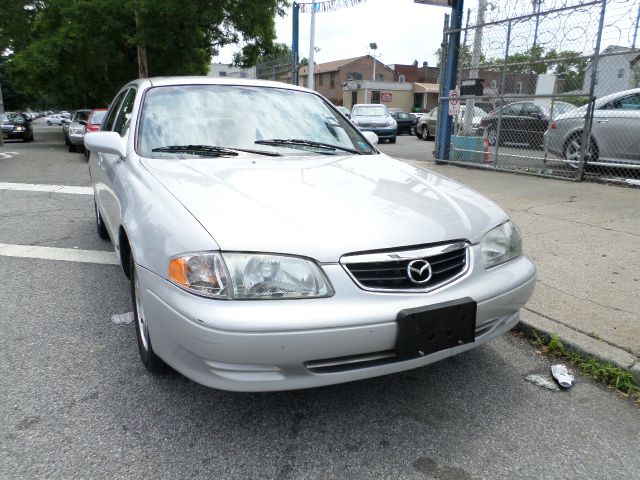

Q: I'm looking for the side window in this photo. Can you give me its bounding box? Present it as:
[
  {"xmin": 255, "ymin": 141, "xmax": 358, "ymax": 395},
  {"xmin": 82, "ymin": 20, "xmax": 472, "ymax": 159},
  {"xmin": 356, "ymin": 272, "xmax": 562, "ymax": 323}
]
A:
[
  {"xmin": 102, "ymin": 90, "xmax": 128, "ymax": 131},
  {"xmin": 522, "ymin": 103, "xmax": 541, "ymax": 116},
  {"xmin": 618, "ymin": 94, "xmax": 640, "ymax": 110},
  {"xmin": 113, "ymin": 89, "xmax": 137, "ymax": 136},
  {"xmin": 503, "ymin": 104, "xmax": 523, "ymax": 116}
]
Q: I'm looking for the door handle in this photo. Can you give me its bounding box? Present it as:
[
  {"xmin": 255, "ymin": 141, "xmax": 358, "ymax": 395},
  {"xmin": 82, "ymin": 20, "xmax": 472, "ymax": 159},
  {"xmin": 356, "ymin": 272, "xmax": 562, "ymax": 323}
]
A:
[{"xmin": 596, "ymin": 119, "xmax": 609, "ymax": 123}]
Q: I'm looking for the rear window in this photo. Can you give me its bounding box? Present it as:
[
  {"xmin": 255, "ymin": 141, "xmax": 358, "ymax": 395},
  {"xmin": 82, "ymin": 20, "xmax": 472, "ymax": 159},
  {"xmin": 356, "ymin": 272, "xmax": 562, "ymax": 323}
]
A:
[
  {"xmin": 90, "ymin": 110, "xmax": 107, "ymax": 125},
  {"xmin": 352, "ymin": 105, "xmax": 388, "ymax": 116}
]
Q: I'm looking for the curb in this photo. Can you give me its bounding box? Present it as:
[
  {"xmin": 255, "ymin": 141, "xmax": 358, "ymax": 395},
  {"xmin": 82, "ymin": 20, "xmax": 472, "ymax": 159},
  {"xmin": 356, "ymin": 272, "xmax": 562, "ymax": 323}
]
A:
[{"xmin": 514, "ymin": 319, "xmax": 640, "ymax": 386}]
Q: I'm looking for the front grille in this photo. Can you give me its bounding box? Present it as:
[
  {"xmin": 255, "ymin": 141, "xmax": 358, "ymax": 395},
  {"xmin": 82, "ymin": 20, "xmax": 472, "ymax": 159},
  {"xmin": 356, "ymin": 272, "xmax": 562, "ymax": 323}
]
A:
[{"xmin": 341, "ymin": 242, "xmax": 469, "ymax": 292}]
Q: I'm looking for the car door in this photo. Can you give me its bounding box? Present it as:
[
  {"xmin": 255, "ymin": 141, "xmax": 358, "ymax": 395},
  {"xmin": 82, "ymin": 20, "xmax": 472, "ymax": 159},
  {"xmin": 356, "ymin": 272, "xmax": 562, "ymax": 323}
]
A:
[
  {"xmin": 520, "ymin": 103, "xmax": 547, "ymax": 147},
  {"xmin": 100, "ymin": 88, "xmax": 137, "ymax": 241},
  {"xmin": 426, "ymin": 108, "xmax": 438, "ymax": 135},
  {"xmin": 498, "ymin": 103, "xmax": 524, "ymax": 143},
  {"xmin": 91, "ymin": 89, "xmax": 129, "ymax": 239},
  {"xmin": 593, "ymin": 93, "xmax": 640, "ymax": 161}
]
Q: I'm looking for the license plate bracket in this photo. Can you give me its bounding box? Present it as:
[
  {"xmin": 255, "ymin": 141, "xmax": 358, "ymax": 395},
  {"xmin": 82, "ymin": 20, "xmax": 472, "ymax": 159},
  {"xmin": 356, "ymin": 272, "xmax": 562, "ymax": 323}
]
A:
[{"xmin": 396, "ymin": 298, "xmax": 477, "ymax": 360}]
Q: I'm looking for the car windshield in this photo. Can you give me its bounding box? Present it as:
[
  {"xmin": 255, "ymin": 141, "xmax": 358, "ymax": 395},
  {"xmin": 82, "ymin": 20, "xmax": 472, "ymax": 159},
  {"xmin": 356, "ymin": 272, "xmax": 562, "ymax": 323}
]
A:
[
  {"xmin": 138, "ymin": 85, "xmax": 375, "ymax": 157},
  {"xmin": 351, "ymin": 105, "xmax": 388, "ymax": 117},
  {"xmin": 90, "ymin": 110, "xmax": 107, "ymax": 124},
  {"xmin": 75, "ymin": 111, "xmax": 90, "ymax": 122},
  {"xmin": 1, "ymin": 113, "xmax": 24, "ymax": 123}
]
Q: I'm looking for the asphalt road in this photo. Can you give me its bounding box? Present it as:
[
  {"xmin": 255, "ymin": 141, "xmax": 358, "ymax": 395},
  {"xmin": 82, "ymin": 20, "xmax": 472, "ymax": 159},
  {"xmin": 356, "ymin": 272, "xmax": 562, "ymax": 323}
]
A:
[{"xmin": 1, "ymin": 122, "xmax": 639, "ymax": 479}]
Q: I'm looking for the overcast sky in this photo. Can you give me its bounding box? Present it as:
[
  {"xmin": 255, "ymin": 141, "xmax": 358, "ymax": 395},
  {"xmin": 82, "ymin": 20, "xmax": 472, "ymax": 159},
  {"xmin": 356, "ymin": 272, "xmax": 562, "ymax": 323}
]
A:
[{"xmin": 212, "ymin": 0, "xmax": 449, "ymax": 68}]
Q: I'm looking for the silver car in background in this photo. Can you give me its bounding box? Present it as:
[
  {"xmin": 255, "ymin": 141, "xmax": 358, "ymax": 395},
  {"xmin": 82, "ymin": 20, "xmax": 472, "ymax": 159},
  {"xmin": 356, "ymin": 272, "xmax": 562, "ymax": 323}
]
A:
[
  {"xmin": 545, "ymin": 88, "xmax": 640, "ymax": 170},
  {"xmin": 85, "ymin": 77, "xmax": 536, "ymax": 392}
]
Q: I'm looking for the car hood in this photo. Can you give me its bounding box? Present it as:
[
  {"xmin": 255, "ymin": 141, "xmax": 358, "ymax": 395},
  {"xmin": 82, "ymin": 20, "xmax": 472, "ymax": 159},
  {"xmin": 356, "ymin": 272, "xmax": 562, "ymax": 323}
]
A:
[{"xmin": 141, "ymin": 153, "xmax": 508, "ymax": 262}]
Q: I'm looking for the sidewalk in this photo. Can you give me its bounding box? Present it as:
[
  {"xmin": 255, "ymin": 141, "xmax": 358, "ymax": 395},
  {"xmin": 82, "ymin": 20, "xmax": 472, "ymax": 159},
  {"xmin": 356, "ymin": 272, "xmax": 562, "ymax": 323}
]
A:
[{"xmin": 406, "ymin": 159, "xmax": 640, "ymax": 382}]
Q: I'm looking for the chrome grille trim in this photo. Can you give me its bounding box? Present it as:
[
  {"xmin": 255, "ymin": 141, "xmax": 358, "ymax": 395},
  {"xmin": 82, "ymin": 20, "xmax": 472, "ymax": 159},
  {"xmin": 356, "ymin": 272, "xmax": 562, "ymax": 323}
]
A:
[{"xmin": 340, "ymin": 242, "xmax": 470, "ymax": 293}]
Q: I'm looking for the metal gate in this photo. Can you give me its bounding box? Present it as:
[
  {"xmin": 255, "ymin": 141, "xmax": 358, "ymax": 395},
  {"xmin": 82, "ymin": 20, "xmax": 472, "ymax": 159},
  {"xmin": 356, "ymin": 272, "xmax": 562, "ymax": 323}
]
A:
[{"xmin": 437, "ymin": 0, "xmax": 640, "ymax": 185}]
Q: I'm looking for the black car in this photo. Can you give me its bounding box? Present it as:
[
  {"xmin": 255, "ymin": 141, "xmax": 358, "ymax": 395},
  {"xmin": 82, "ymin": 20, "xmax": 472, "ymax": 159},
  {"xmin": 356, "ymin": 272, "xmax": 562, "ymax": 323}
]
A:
[
  {"xmin": 1, "ymin": 112, "xmax": 34, "ymax": 142},
  {"xmin": 479, "ymin": 101, "xmax": 576, "ymax": 148},
  {"xmin": 390, "ymin": 111, "xmax": 417, "ymax": 135}
]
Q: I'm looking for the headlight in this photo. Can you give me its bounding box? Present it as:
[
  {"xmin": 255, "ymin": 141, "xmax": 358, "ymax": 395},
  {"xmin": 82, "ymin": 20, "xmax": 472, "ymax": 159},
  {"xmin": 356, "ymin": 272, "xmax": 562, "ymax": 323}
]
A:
[
  {"xmin": 352, "ymin": 118, "xmax": 360, "ymax": 126},
  {"xmin": 480, "ymin": 221, "xmax": 522, "ymax": 269},
  {"xmin": 70, "ymin": 127, "xmax": 85, "ymax": 135},
  {"xmin": 168, "ymin": 252, "xmax": 333, "ymax": 300},
  {"xmin": 15, "ymin": 126, "xmax": 25, "ymax": 132},
  {"xmin": 224, "ymin": 253, "xmax": 333, "ymax": 299},
  {"xmin": 388, "ymin": 119, "xmax": 397, "ymax": 127}
]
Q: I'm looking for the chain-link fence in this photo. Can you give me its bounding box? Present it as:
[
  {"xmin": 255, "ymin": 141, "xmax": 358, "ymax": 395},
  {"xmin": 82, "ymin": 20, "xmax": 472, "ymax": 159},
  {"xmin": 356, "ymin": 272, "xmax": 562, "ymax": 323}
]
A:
[
  {"xmin": 226, "ymin": 55, "xmax": 293, "ymax": 83},
  {"xmin": 438, "ymin": 0, "xmax": 640, "ymax": 185}
]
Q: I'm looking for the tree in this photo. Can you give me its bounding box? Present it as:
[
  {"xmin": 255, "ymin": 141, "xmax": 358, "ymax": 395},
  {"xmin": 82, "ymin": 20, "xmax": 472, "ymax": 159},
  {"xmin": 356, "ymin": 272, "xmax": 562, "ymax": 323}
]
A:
[
  {"xmin": 5, "ymin": 0, "xmax": 288, "ymax": 108},
  {"xmin": 434, "ymin": 45, "xmax": 485, "ymax": 70},
  {"xmin": 545, "ymin": 50, "xmax": 588, "ymax": 92}
]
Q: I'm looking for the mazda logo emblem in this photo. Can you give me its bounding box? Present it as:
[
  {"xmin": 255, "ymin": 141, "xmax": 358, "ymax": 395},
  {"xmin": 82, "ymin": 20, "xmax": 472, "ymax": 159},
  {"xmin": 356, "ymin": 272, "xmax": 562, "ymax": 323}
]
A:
[{"xmin": 407, "ymin": 259, "xmax": 433, "ymax": 284}]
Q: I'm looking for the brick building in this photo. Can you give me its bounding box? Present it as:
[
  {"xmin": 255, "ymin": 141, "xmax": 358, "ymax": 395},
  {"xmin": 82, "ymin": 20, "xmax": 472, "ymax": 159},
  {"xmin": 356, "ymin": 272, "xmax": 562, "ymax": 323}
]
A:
[{"xmin": 298, "ymin": 55, "xmax": 395, "ymax": 105}]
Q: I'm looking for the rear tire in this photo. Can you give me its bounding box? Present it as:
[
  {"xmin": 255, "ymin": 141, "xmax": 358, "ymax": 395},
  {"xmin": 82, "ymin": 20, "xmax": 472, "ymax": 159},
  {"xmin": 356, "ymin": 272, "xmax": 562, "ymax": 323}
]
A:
[
  {"xmin": 388, "ymin": 136, "xmax": 396, "ymax": 144},
  {"xmin": 94, "ymin": 200, "xmax": 110, "ymax": 240},
  {"xmin": 563, "ymin": 133, "xmax": 599, "ymax": 170},
  {"xmin": 131, "ymin": 256, "xmax": 169, "ymax": 374}
]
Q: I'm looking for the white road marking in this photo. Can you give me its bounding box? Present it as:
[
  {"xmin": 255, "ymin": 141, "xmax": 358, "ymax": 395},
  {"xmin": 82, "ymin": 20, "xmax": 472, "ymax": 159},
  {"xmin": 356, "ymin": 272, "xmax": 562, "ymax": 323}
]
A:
[
  {"xmin": 0, "ymin": 182, "xmax": 93, "ymax": 195},
  {"xmin": 111, "ymin": 312, "xmax": 134, "ymax": 325},
  {"xmin": 0, "ymin": 152, "xmax": 20, "ymax": 159},
  {"xmin": 0, "ymin": 243, "xmax": 119, "ymax": 265}
]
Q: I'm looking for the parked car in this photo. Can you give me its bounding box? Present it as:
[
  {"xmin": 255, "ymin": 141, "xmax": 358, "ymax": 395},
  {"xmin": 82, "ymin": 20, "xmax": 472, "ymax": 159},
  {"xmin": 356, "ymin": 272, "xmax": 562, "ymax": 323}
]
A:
[
  {"xmin": 83, "ymin": 109, "xmax": 108, "ymax": 158},
  {"xmin": 544, "ymin": 88, "xmax": 640, "ymax": 170},
  {"xmin": 84, "ymin": 77, "xmax": 535, "ymax": 392},
  {"xmin": 64, "ymin": 110, "xmax": 91, "ymax": 151},
  {"xmin": 390, "ymin": 111, "xmax": 418, "ymax": 135},
  {"xmin": 480, "ymin": 101, "xmax": 576, "ymax": 148},
  {"xmin": 1, "ymin": 112, "xmax": 34, "ymax": 142},
  {"xmin": 415, "ymin": 105, "xmax": 487, "ymax": 140},
  {"xmin": 45, "ymin": 114, "xmax": 66, "ymax": 126},
  {"xmin": 350, "ymin": 103, "xmax": 397, "ymax": 143}
]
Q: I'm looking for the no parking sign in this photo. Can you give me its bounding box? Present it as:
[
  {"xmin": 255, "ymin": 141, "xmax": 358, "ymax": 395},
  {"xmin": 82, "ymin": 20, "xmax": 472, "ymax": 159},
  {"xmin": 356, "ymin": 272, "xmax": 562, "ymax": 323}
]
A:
[{"xmin": 448, "ymin": 88, "xmax": 460, "ymax": 116}]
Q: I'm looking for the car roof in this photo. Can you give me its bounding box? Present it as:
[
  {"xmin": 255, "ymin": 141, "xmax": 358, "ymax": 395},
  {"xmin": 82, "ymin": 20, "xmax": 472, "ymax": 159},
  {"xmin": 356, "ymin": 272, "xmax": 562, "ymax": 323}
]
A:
[{"xmin": 120, "ymin": 76, "xmax": 313, "ymax": 95}]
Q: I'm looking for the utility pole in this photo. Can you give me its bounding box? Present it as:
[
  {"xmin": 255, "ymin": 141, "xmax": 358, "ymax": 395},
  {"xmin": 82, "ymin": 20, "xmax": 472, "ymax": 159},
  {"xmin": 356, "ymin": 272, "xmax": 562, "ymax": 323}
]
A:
[
  {"xmin": 308, "ymin": 3, "xmax": 317, "ymax": 89},
  {"xmin": 463, "ymin": 0, "xmax": 487, "ymax": 134},
  {"xmin": 0, "ymin": 80, "xmax": 4, "ymax": 147}
]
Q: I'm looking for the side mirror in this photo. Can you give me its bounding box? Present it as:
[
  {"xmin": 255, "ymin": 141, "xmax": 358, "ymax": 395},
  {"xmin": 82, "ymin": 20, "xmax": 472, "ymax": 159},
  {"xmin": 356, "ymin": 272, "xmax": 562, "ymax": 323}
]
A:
[
  {"xmin": 362, "ymin": 131, "xmax": 379, "ymax": 145},
  {"xmin": 84, "ymin": 131, "xmax": 126, "ymax": 158},
  {"xmin": 78, "ymin": 120, "xmax": 87, "ymax": 126}
]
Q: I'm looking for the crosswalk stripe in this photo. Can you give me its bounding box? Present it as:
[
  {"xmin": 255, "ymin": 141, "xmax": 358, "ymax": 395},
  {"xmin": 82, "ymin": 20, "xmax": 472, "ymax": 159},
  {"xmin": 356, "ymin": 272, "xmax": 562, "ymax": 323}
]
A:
[
  {"xmin": 0, "ymin": 182, "xmax": 93, "ymax": 195},
  {"xmin": 0, "ymin": 243, "xmax": 119, "ymax": 265}
]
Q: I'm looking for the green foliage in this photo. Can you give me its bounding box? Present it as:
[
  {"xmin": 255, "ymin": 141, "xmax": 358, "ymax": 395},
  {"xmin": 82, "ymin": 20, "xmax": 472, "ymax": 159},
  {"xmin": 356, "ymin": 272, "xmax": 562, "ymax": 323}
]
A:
[
  {"xmin": 530, "ymin": 331, "xmax": 639, "ymax": 403},
  {"xmin": 3, "ymin": 0, "xmax": 289, "ymax": 109}
]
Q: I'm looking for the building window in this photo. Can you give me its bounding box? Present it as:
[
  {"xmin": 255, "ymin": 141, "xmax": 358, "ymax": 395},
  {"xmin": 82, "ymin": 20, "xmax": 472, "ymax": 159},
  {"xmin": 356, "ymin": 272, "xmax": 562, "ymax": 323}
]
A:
[
  {"xmin": 219, "ymin": 71, "xmax": 227, "ymax": 77},
  {"xmin": 618, "ymin": 68, "xmax": 625, "ymax": 79},
  {"xmin": 399, "ymin": 74, "xmax": 406, "ymax": 83},
  {"xmin": 371, "ymin": 91, "xmax": 381, "ymax": 103},
  {"xmin": 239, "ymin": 72, "xmax": 247, "ymax": 78},
  {"xmin": 377, "ymin": 74, "xmax": 384, "ymax": 81},
  {"xmin": 330, "ymin": 72, "xmax": 336, "ymax": 88},
  {"xmin": 319, "ymin": 74, "xmax": 324, "ymax": 86},
  {"xmin": 516, "ymin": 81, "xmax": 523, "ymax": 94},
  {"xmin": 490, "ymin": 79, "xmax": 497, "ymax": 90},
  {"xmin": 348, "ymin": 72, "xmax": 363, "ymax": 81}
]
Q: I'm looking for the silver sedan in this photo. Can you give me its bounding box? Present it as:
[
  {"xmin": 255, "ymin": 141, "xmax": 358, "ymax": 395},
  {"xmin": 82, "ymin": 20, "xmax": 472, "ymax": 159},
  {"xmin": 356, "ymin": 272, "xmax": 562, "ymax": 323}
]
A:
[
  {"xmin": 85, "ymin": 77, "xmax": 536, "ymax": 392},
  {"xmin": 544, "ymin": 88, "xmax": 640, "ymax": 170}
]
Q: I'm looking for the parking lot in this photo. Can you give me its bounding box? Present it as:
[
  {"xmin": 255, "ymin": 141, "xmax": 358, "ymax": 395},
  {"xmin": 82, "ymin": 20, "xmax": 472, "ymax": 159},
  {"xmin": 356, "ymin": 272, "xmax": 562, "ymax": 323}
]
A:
[{"xmin": 2, "ymin": 122, "xmax": 639, "ymax": 479}]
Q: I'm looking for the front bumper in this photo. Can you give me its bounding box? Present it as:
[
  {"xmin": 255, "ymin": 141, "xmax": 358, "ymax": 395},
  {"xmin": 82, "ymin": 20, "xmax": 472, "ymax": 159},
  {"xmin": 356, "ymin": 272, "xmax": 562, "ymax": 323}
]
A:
[
  {"xmin": 138, "ymin": 247, "xmax": 536, "ymax": 391},
  {"xmin": 2, "ymin": 129, "xmax": 28, "ymax": 140},
  {"xmin": 357, "ymin": 126, "xmax": 396, "ymax": 139},
  {"xmin": 69, "ymin": 131, "xmax": 86, "ymax": 146}
]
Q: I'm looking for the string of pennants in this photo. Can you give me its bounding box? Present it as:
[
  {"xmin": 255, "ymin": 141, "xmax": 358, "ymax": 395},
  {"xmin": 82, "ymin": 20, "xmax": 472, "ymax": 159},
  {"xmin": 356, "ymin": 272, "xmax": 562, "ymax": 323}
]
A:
[{"xmin": 296, "ymin": 0, "xmax": 366, "ymax": 13}]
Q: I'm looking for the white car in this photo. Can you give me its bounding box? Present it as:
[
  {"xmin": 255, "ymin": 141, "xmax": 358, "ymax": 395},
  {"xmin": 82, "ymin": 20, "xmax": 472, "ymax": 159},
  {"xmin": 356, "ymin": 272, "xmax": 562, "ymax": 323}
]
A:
[
  {"xmin": 45, "ymin": 114, "xmax": 66, "ymax": 126},
  {"xmin": 85, "ymin": 77, "xmax": 536, "ymax": 392}
]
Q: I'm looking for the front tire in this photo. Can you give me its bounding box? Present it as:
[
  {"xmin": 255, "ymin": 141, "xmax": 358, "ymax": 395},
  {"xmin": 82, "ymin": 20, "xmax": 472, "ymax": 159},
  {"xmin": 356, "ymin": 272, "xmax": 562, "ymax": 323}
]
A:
[
  {"xmin": 388, "ymin": 136, "xmax": 396, "ymax": 144},
  {"xmin": 421, "ymin": 126, "xmax": 430, "ymax": 140},
  {"xmin": 131, "ymin": 256, "xmax": 169, "ymax": 374},
  {"xmin": 563, "ymin": 133, "xmax": 599, "ymax": 169}
]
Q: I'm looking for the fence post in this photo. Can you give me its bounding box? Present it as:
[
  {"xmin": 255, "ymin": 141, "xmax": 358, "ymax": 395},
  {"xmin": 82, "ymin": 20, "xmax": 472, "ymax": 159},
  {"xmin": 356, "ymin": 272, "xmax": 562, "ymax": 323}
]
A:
[
  {"xmin": 493, "ymin": 20, "xmax": 512, "ymax": 168},
  {"xmin": 292, "ymin": 2, "xmax": 299, "ymax": 86},
  {"xmin": 435, "ymin": 13, "xmax": 450, "ymax": 159},
  {"xmin": 437, "ymin": 0, "xmax": 464, "ymax": 161},
  {"xmin": 576, "ymin": 0, "xmax": 606, "ymax": 181}
]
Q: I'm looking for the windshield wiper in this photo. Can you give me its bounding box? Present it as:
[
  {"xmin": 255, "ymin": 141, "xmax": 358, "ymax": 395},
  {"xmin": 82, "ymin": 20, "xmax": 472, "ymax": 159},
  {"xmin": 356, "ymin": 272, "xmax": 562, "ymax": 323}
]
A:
[
  {"xmin": 151, "ymin": 145, "xmax": 281, "ymax": 157},
  {"xmin": 255, "ymin": 138, "xmax": 362, "ymax": 155}
]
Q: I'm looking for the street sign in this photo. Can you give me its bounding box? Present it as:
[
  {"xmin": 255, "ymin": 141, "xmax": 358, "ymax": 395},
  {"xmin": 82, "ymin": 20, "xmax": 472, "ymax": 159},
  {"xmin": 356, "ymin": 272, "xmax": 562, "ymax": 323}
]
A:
[
  {"xmin": 381, "ymin": 92, "xmax": 393, "ymax": 102},
  {"xmin": 448, "ymin": 88, "xmax": 460, "ymax": 116}
]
